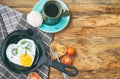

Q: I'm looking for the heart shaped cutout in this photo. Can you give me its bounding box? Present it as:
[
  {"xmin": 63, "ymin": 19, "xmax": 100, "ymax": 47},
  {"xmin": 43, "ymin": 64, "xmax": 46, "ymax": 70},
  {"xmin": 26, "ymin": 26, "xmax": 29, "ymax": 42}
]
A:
[{"xmin": 6, "ymin": 39, "xmax": 36, "ymax": 67}]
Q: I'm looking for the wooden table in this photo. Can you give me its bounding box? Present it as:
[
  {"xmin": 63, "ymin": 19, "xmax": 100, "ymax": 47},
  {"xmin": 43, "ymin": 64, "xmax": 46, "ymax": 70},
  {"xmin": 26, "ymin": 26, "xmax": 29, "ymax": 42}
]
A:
[{"xmin": 1, "ymin": 0, "xmax": 120, "ymax": 79}]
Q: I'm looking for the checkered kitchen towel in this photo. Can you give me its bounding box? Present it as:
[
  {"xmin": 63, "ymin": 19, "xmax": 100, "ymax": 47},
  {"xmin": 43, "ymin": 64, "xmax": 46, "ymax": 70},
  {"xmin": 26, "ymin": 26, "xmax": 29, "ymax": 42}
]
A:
[{"xmin": 0, "ymin": 4, "xmax": 53, "ymax": 79}]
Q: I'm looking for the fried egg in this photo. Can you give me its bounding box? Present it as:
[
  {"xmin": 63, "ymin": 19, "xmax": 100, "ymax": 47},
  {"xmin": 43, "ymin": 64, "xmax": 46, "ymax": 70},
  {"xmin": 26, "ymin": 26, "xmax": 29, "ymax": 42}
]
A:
[{"xmin": 6, "ymin": 39, "xmax": 36, "ymax": 67}]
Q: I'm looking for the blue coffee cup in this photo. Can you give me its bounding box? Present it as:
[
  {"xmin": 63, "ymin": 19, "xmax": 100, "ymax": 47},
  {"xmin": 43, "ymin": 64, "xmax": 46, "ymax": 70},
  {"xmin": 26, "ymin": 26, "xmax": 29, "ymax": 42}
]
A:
[{"xmin": 42, "ymin": 0, "xmax": 69, "ymax": 25}]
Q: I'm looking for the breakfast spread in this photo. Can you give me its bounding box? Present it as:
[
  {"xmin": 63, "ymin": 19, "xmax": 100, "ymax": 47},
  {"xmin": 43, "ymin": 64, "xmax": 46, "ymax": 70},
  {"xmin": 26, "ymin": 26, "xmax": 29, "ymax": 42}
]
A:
[
  {"xmin": 0, "ymin": 0, "xmax": 79, "ymax": 79},
  {"xmin": 6, "ymin": 39, "xmax": 36, "ymax": 67}
]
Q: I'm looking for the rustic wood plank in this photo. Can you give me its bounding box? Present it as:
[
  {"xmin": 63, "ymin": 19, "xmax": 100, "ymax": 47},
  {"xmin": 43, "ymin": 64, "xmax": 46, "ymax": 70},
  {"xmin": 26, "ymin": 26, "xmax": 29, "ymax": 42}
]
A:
[
  {"xmin": 50, "ymin": 68, "xmax": 120, "ymax": 79},
  {"xmin": 61, "ymin": 0, "xmax": 120, "ymax": 28},
  {"xmin": 0, "ymin": 0, "xmax": 38, "ymax": 13},
  {"xmin": 0, "ymin": 0, "xmax": 120, "ymax": 79},
  {"xmin": 54, "ymin": 0, "xmax": 120, "ymax": 78},
  {"xmin": 54, "ymin": 27, "xmax": 120, "ymax": 69},
  {"xmin": 0, "ymin": 0, "xmax": 38, "ymax": 7}
]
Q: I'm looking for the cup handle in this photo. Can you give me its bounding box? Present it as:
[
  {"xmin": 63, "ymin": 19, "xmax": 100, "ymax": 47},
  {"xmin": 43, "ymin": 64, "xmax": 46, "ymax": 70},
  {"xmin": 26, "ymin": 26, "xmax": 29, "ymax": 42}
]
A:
[{"xmin": 62, "ymin": 9, "xmax": 70, "ymax": 16}]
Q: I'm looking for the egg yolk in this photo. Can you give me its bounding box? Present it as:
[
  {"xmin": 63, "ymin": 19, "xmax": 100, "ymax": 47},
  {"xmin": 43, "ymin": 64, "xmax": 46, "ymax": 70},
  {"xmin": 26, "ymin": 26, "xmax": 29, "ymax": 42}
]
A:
[{"xmin": 19, "ymin": 54, "xmax": 32, "ymax": 67}]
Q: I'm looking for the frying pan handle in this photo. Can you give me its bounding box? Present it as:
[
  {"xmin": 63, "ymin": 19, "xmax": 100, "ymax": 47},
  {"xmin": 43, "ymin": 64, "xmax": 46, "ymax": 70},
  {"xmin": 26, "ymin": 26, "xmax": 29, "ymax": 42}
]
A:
[{"xmin": 47, "ymin": 59, "xmax": 78, "ymax": 76}]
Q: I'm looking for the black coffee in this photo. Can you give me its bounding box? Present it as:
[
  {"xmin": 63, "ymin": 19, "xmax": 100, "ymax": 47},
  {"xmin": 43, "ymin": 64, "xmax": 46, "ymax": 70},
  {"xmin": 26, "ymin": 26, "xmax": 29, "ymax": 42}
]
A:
[{"xmin": 45, "ymin": 4, "xmax": 59, "ymax": 17}]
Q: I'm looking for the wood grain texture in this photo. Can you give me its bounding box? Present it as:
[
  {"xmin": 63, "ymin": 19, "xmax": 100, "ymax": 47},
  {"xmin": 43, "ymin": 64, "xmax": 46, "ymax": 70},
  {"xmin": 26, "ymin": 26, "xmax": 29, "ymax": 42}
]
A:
[{"xmin": 0, "ymin": 0, "xmax": 120, "ymax": 79}]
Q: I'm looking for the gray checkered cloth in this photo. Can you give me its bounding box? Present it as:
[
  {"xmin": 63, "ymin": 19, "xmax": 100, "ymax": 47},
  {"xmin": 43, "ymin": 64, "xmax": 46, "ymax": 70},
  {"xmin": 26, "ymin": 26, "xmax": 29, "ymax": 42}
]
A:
[{"xmin": 0, "ymin": 4, "xmax": 53, "ymax": 79}]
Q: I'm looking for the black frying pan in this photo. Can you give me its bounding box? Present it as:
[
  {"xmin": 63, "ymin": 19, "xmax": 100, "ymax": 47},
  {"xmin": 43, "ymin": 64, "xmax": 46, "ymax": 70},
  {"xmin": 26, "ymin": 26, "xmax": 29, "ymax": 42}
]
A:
[{"xmin": 0, "ymin": 28, "xmax": 78, "ymax": 76}]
